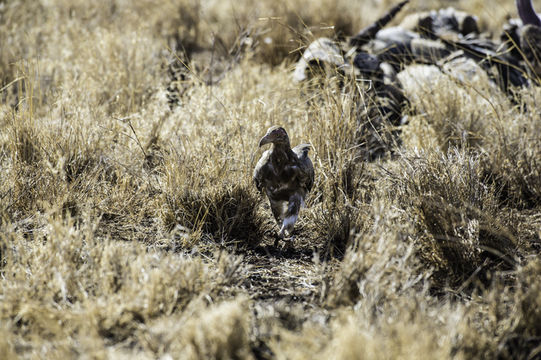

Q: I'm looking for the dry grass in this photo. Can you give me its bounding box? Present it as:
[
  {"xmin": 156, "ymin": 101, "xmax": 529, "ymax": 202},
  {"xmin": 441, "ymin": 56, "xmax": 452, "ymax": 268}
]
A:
[{"xmin": 1, "ymin": 0, "xmax": 541, "ymax": 358}]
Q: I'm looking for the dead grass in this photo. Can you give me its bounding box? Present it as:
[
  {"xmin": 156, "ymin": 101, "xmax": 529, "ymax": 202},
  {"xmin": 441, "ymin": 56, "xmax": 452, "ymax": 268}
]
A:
[{"xmin": 1, "ymin": 0, "xmax": 541, "ymax": 358}]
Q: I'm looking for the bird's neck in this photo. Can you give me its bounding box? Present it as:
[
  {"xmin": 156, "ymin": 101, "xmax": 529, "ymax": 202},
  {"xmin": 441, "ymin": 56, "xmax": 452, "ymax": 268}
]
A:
[
  {"xmin": 271, "ymin": 142, "xmax": 293, "ymax": 166},
  {"xmin": 517, "ymin": 0, "xmax": 541, "ymax": 26},
  {"xmin": 272, "ymin": 141, "xmax": 291, "ymax": 152}
]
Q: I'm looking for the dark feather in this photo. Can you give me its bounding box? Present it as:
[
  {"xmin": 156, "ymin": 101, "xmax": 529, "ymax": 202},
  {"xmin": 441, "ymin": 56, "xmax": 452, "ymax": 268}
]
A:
[
  {"xmin": 253, "ymin": 127, "xmax": 314, "ymax": 239},
  {"xmin": 516, "ymin": 0, "xmax": 541, "ymax": 27},
  {"xmin": 292, "ymin": 144, "xmax": 314, "ymax": 193},
  {"xmin": 350, "ymin": 0, "xmax": 410, "ymax": 47},
  {"xmin": 520, "ymin": 24, "xmax": 541, "ymax": 79}
]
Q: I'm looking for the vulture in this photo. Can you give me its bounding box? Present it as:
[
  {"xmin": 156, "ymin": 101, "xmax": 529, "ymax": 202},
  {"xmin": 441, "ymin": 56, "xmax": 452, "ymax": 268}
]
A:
[
  {"xmin": 253, "ymin": 126, "xmax": 314, "ymax": 244},
  {"xmin": 516, "ymin": 0, "xmax": 541, "ymax": 80}
]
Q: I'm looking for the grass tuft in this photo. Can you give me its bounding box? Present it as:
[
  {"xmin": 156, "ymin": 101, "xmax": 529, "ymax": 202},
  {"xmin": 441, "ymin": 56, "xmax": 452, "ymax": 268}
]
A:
[
  {"xmin": 163, "ymin": 182, "xmax": 265, "ymax": 248},
  {"xmin": 2, "ymin": 0, "xmax": 541, "ymax": 358}
]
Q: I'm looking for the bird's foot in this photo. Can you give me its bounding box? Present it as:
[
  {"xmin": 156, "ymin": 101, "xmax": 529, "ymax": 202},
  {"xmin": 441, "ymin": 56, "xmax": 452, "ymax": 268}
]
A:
[
  {"xmin": 274, "ymin": 226, "xmax": 290, "ymax": 247},
  {"xmin": 275, "ymin": 228, "xmax": 297, "ymax": 249},
  {"xmin": 282, "ymin": 236, "xmax": 296, "ymax": 252}
]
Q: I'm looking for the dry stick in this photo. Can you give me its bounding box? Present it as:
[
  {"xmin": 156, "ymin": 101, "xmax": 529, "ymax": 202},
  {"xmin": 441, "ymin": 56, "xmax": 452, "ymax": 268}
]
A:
[
  {"xmin": 113, "ymin": 115, "xmax": 147, "ymax": 158},
  {"xmin": 109, "ymin": 115, "xmax": 168, "ymax": 194},
  {"xmin": 0, "ymin": 76, "xmax": 24, "ymax": 94},
  {"xmin": 127, "ymin": 119, "xmax": 147, "ymax": 159}
]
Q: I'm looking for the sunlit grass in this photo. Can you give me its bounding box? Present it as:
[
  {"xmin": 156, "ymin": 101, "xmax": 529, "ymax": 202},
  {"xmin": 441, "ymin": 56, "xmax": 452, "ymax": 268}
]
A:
[{"xmin": 1, "ymin": 0, "xmax": 541, "ymax": 358}]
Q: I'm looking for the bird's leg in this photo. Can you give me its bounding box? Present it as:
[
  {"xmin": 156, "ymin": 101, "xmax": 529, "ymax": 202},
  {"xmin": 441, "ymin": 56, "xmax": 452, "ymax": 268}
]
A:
[
  {"xmin": 278, "ymin": 194, "xmax": 301, "ymax": 238},
  {"xmin": 270, "ymin": 200, "xmax": 284, "ymax": 225},
  {"xmin": 270, "ymin": 200, "xmax": 286, "ymax": 247},
  {"xmin": 274, "ymin": 230, "xmax": 283, "ymax": 248},
  {"xmin": 278, "ymin": 215, "xmax": 297, "ymax": 238}
]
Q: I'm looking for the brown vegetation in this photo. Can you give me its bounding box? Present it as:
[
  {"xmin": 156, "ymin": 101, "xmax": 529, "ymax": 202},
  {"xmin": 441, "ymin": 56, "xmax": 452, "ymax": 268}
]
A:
[{"xmin": 1, "ymin": 0, "xmax": 541, "ymax": 358}]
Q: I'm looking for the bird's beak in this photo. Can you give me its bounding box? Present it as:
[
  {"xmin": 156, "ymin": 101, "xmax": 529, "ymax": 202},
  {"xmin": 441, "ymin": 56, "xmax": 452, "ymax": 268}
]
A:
[{"xmin": 259, "ymin": 134, "xmax": 271, "ymax": 147}]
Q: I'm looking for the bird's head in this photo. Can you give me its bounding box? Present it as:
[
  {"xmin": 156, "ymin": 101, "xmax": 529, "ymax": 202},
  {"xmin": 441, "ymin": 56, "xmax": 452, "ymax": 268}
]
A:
[{"xmin": 259, "ymin": 126, "xmax": 290, "ymax": 147}]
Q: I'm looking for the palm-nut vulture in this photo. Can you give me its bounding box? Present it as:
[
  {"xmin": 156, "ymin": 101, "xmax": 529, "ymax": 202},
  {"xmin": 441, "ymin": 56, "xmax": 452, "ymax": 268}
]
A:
[{"xmin": 254, "ymin": 126, "xmax": 314, "ymax": 246}]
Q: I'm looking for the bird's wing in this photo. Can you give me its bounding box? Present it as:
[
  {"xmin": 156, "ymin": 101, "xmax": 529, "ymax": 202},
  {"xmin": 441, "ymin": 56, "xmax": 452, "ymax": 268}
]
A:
[
  {"xmin": 521, "ymin": 24, "xmax": 541, "ymax": 79},
  {"xmin": 253, "ymin": 149, "xmax": 272, "ymax": 192},
  {"xmin": 294, "ymin": 38, "xmax": 346, "ymax": 82},
  {"xmin": 292, "ymin": 144, "xmax": 314, "ymax": 193}
]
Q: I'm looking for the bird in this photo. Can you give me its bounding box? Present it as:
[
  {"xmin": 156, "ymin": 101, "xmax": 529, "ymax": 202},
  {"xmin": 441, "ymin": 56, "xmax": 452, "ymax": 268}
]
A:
[
  {"xmin": 253, "ymin": 126, "xmax": 314, "ymax": 246},
  {"xmin": 516, "ymin": 0, "xmax": 541, "ymax": 80}
]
